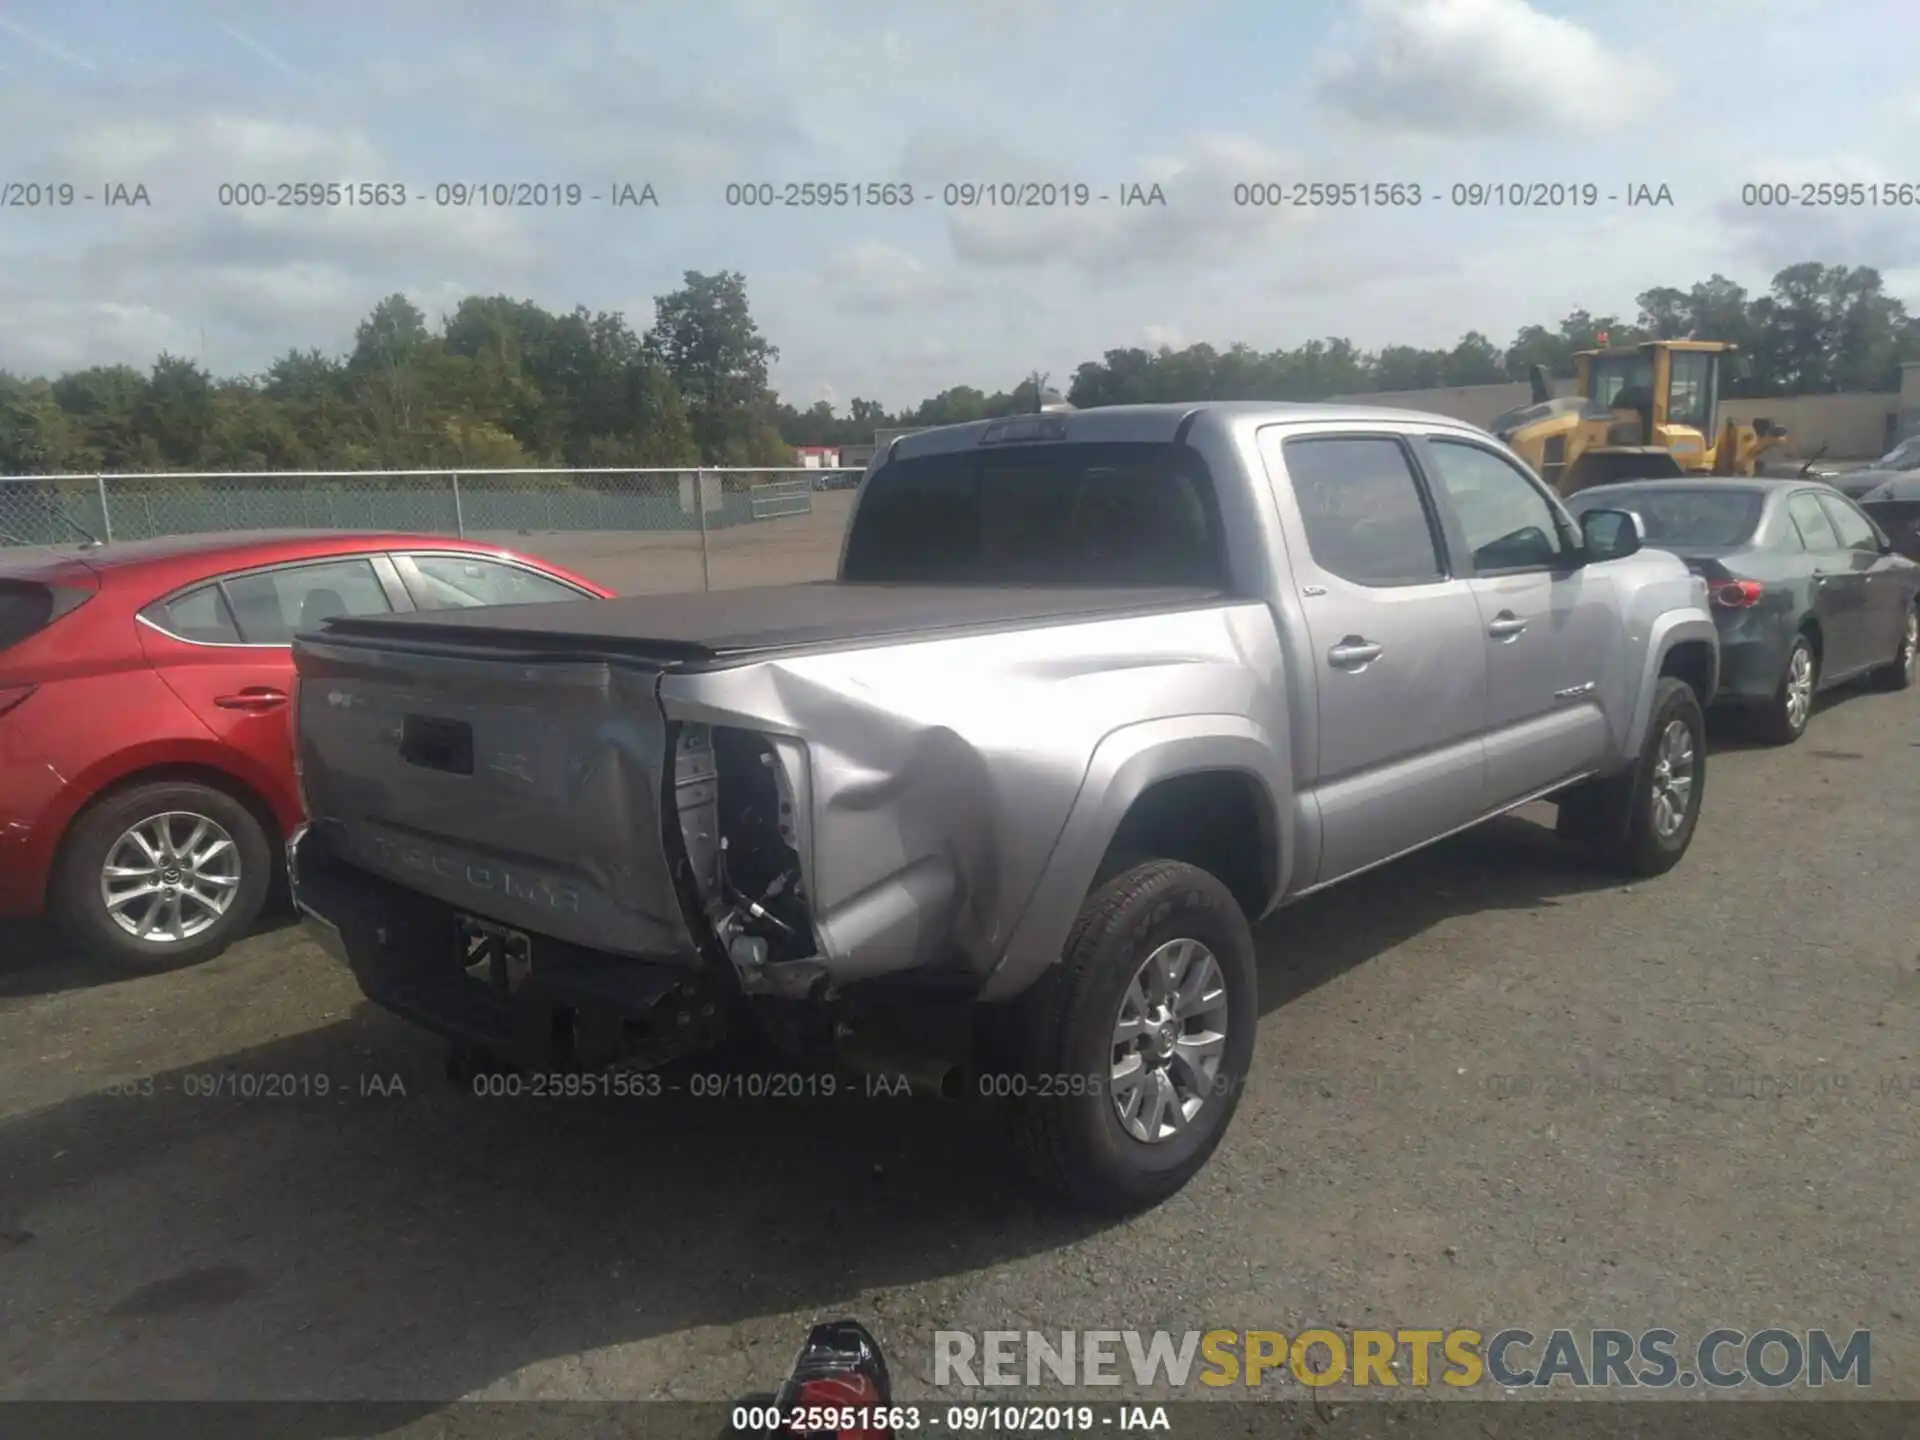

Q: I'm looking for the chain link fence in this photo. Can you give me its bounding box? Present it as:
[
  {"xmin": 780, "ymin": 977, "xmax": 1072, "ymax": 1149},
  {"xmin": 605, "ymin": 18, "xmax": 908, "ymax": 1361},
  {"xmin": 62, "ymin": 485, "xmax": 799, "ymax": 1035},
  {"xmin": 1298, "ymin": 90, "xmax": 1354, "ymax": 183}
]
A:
[{"xmin": 0, "ymin": 467, "xmax": 864, "ymax": 593}]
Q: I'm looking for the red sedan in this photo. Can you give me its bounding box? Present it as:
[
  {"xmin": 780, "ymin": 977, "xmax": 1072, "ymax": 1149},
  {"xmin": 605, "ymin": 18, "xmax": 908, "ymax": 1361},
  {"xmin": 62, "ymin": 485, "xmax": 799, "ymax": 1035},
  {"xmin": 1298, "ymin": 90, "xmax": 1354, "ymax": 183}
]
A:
[{"xmin": 0, "ymin": 530, "xmax": 610, "ymax": 968}]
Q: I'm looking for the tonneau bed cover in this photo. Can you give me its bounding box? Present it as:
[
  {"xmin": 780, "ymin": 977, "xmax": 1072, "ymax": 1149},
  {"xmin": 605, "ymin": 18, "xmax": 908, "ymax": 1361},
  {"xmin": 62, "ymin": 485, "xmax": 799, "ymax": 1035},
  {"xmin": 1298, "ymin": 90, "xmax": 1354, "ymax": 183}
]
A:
[{"xmin": 315, "ymin": 581, "xmax": 1228, "ymax": 662}]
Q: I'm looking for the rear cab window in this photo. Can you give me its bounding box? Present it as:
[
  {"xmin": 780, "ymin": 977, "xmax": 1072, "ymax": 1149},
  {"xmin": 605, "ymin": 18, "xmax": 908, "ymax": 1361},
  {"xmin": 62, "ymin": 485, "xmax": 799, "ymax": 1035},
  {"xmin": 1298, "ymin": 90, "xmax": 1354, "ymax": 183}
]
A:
[{"xmin": 841, "ymin": 441, "xmax": 1226, "ymax": 586}]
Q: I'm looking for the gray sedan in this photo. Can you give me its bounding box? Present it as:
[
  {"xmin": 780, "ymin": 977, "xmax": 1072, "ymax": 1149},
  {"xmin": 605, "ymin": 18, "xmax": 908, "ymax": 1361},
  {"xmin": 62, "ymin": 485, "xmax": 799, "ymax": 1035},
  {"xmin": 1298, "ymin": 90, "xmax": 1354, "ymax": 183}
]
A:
[
  {"xmin": 1813, "ymin": 436, "xmax": 1920, "ymax": 498},
  {"xmin": 1571, "ymin": 479, "xmax": 1920, "ymax": 743}
]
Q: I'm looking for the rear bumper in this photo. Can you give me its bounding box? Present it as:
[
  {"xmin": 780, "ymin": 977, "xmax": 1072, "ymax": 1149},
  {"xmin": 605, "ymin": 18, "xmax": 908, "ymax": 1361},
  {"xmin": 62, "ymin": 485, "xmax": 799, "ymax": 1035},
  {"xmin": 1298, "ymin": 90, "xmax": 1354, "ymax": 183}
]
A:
[
  {"xmin": 0, "ymin": 762, "xmax": 64, "ymax": 919},
  {"xmin": 288, "ymin": 823, "xmax": 726, "ymax": 1069},
  {"xmin": 1711, "ymin": 633, "xmax": 1793, "ymax": 704}
]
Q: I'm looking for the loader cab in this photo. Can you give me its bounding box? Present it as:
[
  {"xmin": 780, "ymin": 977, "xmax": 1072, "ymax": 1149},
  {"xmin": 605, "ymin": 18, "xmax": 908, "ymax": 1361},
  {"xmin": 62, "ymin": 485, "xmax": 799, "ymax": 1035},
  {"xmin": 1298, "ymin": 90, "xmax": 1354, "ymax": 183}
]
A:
[{"xmin": 1575, "ymin": 340, "xmax": 1731, "ymax": 468}]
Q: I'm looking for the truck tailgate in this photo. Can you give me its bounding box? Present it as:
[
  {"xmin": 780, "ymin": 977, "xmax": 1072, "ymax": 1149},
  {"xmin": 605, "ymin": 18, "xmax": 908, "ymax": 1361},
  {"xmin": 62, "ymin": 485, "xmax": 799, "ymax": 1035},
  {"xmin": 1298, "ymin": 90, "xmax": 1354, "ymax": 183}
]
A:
[{"xmin": 291, "ymin": 631, "xmax": 696, "ymax": 959}]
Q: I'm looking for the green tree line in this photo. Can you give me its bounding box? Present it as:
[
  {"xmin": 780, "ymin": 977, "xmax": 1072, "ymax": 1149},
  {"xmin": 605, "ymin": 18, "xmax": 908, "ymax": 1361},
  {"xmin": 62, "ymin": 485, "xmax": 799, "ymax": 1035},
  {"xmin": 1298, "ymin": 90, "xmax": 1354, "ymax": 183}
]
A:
[{"xmin": 2, "ymin": 260, "xmax": 1915, "ymax": 474}]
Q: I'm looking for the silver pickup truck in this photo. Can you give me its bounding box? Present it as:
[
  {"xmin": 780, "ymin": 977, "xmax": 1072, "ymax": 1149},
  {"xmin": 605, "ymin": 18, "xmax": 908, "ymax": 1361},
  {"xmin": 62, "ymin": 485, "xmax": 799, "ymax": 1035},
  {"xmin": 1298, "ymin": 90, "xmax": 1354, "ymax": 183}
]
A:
[{"xmin": 287, "ymin": 402, "xmax": 1719, "ymax": 1211}]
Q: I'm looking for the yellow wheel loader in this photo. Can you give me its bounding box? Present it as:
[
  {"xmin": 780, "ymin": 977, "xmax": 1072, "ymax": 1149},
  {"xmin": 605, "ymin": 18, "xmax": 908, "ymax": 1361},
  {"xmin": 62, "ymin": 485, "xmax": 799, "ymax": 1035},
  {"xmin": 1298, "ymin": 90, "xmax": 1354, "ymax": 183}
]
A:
[{"xmin": 1490, "ymin": 339, "xmax": 1790, "ymax": 497}]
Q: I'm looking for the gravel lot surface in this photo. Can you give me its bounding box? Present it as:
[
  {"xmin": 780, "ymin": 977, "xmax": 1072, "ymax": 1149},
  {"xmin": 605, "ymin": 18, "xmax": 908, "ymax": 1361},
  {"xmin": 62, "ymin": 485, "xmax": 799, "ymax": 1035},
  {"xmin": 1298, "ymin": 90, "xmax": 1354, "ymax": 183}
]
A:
[{"xmin": 1, "ymin": 626, "xmax": 1916, "ymax": 1409}]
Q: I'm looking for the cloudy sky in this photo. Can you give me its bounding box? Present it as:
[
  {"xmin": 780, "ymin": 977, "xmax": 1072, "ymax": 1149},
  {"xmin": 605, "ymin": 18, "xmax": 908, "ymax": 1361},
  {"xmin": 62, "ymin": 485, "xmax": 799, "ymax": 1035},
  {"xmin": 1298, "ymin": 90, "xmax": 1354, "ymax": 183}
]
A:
[{"xmin": 0, "ymin": 0, "xmax": 1913, "ymax": 409}]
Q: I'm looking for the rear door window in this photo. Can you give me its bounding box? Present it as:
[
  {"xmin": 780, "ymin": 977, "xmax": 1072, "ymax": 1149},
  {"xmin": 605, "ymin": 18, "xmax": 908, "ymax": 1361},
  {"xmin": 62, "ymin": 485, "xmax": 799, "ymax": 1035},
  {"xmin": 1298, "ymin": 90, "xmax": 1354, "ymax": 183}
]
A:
[
  {"xmin": 1281, "ymin": 436, "xmax": 1444, "ymax": 585},
  {"xmin": 1817, "ymin": 494, "xmax": 1883, "ymax": 555},
  {"xmin": 1787, "ymin": 492, "xmax": 1842, "ymax": 551},
  {"xmin": 222, "ymin": 558, "xmax": 393, "ymax": 643}
]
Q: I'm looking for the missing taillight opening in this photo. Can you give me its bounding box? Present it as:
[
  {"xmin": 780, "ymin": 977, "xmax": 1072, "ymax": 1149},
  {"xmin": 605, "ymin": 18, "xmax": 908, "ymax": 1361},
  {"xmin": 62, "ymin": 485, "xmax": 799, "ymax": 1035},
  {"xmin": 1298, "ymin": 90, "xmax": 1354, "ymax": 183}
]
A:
[
  {"xmin": 1711, "ymin": 579, "xmax": 1765, "ymax": 609},
  {"xmin": 674, "ymin": 723, "xmax": 819, "ymax": 973}
]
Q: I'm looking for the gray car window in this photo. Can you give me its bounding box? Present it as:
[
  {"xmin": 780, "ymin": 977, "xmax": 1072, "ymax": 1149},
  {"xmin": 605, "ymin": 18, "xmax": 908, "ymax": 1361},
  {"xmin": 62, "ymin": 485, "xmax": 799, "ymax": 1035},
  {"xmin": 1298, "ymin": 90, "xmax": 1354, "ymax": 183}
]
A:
[
  {"xmin": 1817, "ymin": 494, "xmax": 1880, "ymax": 554},
  {"xmin": 1282, "ymin": 436, "xmax": 1443, "ymax": 586},
  {"xmin": 1787, "ymin": 492, "xmax": 1841, "ymax": 551},
  {"xmin": 1426, "ymin": 439, "xmax": 1568, "ymax": 571}
]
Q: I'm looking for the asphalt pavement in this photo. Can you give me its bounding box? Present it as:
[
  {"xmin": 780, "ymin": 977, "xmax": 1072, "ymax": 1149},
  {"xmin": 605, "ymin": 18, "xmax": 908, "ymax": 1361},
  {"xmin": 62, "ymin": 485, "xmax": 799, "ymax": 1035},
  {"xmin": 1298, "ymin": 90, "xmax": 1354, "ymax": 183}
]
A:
[{"xmin": 1, "ymin": 680, "xmax": 1916, "ymax": 1406}]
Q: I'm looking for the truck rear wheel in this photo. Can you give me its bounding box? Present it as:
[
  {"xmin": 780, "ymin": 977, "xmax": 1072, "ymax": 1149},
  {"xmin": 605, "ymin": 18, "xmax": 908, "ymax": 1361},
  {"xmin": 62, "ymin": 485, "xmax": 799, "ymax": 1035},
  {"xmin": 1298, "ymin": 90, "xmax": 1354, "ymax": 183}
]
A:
[{"xmin": 1012, "ymin": 860, "xmax": 1257, "ymax": 1213}]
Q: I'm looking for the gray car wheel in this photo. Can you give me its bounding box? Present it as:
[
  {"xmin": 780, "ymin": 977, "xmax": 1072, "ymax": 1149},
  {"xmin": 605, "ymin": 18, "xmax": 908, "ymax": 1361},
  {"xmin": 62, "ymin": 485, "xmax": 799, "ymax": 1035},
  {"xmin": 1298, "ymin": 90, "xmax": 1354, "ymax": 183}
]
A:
[
  {"xmin": 1873, "ymin": 604, "xmax": 1918, "ymax": 692},
  {"xmin": 1757, "ymin": 634, "xmax": 1817, "ymax": 744}
]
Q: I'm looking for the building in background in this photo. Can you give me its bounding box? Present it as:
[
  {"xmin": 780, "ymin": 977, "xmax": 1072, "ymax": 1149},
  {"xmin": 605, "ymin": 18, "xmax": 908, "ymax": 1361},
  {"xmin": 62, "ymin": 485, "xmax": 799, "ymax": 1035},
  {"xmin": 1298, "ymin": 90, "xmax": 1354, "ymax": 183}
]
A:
[{"xmin": 793, "ymin": 445, "xmax": 841, "ymax": 469}]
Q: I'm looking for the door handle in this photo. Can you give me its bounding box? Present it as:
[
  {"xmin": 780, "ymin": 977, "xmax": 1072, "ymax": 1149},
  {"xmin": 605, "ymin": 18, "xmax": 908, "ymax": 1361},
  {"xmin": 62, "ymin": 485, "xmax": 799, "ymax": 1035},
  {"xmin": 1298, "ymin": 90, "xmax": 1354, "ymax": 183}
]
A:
[
  {"xmin": 1486, "ymin": 612, "xmax": 1529, "ymax": 639},
  {"xmin": 214, "ymin": 687, "xmax": 288, "ymax": 712},
  {"xmin": 1327, "ymin": 638, "xmax": 1384, "ymax": 669}
]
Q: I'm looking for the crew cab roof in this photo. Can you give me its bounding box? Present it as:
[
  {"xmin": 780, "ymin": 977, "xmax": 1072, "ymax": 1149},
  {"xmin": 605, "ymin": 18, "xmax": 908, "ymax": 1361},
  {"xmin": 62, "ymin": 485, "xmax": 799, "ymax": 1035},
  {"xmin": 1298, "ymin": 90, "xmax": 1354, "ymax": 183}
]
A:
[{"xmin": 884, "ymin": 401, "xmax": 1490, "ymax": 464}]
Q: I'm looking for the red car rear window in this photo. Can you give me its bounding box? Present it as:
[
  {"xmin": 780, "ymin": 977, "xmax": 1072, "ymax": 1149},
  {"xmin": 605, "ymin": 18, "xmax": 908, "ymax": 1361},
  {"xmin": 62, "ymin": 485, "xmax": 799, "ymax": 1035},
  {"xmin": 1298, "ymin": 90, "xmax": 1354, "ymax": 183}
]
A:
[
  {"xmin": 0, "ymin": 578, "xmax": 93, "ymax": 652},
  {"xmin": 0, "ymin": 581, "xmax": 55, "ymax": 651}
]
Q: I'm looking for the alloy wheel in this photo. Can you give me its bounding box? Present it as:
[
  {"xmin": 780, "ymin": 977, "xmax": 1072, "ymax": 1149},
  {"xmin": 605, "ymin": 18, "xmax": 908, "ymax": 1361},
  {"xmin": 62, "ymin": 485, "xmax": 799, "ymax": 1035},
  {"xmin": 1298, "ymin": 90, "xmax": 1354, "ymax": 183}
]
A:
[
  {"xmin": 1109, "ymin": 938, "xmax": 1230, "ymax": 1143},
  {"xmin": 99, "ymin": 811, "xmax": 243, "ymax": 943},
  {"xmin": 1784, "ymin": 645, "xmax": 1815, "ymax": 732},
  {"xmin": 1649, "ymin": 718, "xmax": 1697, "ymax": 840}
]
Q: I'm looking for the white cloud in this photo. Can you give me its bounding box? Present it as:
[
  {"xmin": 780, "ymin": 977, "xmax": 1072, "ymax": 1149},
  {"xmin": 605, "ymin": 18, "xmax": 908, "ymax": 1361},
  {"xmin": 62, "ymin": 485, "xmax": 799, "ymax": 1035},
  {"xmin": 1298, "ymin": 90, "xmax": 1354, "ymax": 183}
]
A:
[
  {"xmin": 1313, "ymin": 0, "xmax": 1669, "ymax": 136},
  {"xmin": 818, "ymin": 240, "xmax": 959, "ymax": 314},
  {"xmin": 0, "ymin": 0, "xmax": 1909, "ymax": 415},
  {"xmin": 355, "ymin": 50, "xmax": 805, "ymax": 182}
]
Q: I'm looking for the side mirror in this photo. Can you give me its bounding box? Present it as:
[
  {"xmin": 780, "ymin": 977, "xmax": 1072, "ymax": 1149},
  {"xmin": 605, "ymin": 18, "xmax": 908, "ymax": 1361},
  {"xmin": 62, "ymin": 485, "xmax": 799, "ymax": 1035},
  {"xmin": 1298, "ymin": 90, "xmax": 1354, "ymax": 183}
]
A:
[{"xmin": 1581, "ymin": 507, "xmax": 1643, "ymax": 562}]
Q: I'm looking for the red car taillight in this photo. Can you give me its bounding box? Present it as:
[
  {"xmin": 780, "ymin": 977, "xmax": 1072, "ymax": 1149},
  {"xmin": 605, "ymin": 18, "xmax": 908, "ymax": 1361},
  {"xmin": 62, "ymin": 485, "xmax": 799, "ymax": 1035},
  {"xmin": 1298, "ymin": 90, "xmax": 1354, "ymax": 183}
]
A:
[
  {"xmin": 0, "ymin": 683, "xmax": 37, "ymax": 717},
  {"xmin": 1710, "ymin": 579, "xmax": 1765, "ymax": 609}
]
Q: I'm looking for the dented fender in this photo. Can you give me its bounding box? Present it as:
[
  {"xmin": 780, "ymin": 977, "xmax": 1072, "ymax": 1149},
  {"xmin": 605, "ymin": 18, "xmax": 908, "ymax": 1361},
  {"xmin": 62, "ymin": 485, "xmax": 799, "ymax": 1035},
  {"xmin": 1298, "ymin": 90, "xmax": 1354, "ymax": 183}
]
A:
[
  {"xmin": 979, "ymin": 715, "xmax": 1292, "ymax": 1004},
  {"xmin": 655, "ymin": 602, "xmax": 1288, "ymax": 993}
]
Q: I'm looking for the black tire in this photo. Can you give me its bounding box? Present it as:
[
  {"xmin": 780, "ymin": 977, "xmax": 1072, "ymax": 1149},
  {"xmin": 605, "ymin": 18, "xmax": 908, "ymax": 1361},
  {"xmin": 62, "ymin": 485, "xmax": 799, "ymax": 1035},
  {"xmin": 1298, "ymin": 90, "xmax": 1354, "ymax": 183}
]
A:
[
  {"xmin": 1579, "ymin": 677, "xmax": 1708, "ymax": 878},
  {"xmin": 1756, "ymin": 633, "xmax": 1817, "ymax": 744},
  {"xmin": 1011, "ymin": 860, "xmax": 1258, "ymax": 1213},
  {"xmin": 52, "ymin": 779, "xmax": 273, "ymax": 970},
  {"xmin": 1872, "ymin": 602, "xmax": 1918, "ymax": 692}
]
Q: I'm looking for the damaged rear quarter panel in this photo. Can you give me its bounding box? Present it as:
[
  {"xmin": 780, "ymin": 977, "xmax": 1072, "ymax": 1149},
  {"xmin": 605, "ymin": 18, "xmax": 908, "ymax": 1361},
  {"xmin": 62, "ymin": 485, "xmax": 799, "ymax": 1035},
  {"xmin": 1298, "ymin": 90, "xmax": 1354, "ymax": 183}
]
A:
[{"xmin": 657, "ymin": 602, "xmax": 1287, "ymax": 988}]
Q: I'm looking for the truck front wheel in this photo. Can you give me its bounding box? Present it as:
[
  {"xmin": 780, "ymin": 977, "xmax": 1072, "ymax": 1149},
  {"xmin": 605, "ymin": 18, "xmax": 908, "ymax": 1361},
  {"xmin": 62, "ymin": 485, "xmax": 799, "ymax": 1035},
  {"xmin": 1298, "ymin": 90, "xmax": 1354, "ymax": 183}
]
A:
[{"xmin": 1013, "ymin": 860, "xmax": 1258, "ymax": 1213}]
